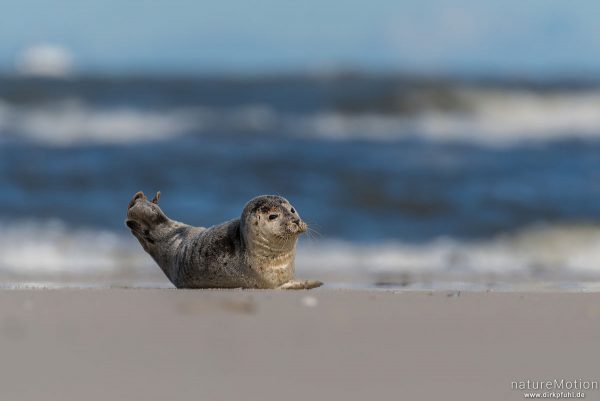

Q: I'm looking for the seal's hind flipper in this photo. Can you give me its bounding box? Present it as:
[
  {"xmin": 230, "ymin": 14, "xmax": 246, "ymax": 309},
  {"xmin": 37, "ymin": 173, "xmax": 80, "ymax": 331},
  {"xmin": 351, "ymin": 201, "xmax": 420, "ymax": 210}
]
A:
[
  {"xmin": 151, "ymin": 191, "xmax": 161, "ymax": 204},
  {"xmin": 279, "ymin": 280, "xmax": 323, "ymax": 290},
  {"xmin": 128, "ymin": 191, "xmax": 146, "ymax": 209}
]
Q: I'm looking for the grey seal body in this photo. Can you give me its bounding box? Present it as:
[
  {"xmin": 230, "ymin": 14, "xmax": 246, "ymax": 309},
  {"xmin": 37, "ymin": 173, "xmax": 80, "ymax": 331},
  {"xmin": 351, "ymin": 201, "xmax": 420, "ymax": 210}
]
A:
[{"xmin": 126, "ymin": 192, "xmax": 322, "ymax": 289}]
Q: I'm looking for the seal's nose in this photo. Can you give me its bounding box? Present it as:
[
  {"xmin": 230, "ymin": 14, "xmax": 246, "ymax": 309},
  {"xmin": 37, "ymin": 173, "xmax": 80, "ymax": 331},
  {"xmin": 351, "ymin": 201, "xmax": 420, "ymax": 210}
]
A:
[{"xmin": 296, "ymin": 219, "xmax": 308, "ymax": 233}]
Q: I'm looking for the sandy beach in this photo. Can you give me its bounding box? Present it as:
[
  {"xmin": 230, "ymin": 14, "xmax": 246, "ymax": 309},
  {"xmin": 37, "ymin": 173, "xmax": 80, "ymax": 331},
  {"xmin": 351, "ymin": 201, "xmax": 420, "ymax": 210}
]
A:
[{"xmin": 0, "ymin": 289, "xmax": 598, "ymax": 401}]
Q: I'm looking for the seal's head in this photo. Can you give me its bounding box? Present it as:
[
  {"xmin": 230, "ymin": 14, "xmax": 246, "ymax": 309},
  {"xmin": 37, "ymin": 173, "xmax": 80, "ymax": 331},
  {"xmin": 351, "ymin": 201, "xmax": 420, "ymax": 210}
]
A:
[{"xmin": 241, "ymin": 195, "xmax": 307, "ymax": 244}]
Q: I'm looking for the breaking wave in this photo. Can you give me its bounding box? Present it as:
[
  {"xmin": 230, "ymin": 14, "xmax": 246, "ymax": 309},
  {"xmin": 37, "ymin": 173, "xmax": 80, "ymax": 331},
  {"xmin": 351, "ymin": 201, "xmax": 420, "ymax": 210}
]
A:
[
  {"xmin": 298, "ymin": 224, "xmax": 600, "ymax": 282},
  {"xmin": 0, "ymin": 99, "xmax": 198, "ymax": 145},
  {"xmin": 0, "ymin": 220, "xmax": 149, "ymax": 274},
  {"xmin": 2, "ymin": 88, "xmax": 600, "ymax": 146},
  {"xmin": 297, "ymin": 89, "xmax": 600, "ymax": 145},
  {"xmin": 2, "ymin": 220, "xmax": 600, "ymax": 288},
  {"xmin": 0, "ymin": 99, "xmax": 279, "ymax": 146}
]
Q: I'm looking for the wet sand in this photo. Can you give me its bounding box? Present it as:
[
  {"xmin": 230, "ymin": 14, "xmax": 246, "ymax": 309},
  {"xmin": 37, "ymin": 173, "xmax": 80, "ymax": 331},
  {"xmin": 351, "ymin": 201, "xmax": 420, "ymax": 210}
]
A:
[{"xmin": 0, "ymin": 289, "xmax": 599, "ymax": 401}]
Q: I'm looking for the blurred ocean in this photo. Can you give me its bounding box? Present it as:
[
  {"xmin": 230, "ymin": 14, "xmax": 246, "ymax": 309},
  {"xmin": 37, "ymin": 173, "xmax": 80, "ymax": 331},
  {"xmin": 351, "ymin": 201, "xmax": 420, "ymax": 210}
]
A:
[{"xmin": 2, "ymin": 74, "xmax": 600, "ymax": 289}]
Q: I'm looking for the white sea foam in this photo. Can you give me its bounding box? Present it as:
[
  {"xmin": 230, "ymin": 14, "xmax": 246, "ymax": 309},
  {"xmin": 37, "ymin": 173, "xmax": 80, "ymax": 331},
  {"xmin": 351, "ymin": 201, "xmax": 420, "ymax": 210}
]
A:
[
  {"xmin": 2, "ymin": 89, "xmax": 600, "ymax": 146},
  {"xmin": 0, "ymin": 220, "xmax": 150, "ymax": 275},
  {"xmin": 295, "ymin": 90, "xmax": 600, "ymax": 146},
  {"xmin": 297, "ymin": 224, "xmax": 600, "ymax": 280},
  {"xmin": 1, "ymin": 220, "xmax": 600, "ymax": 287},
  {"xmin": 0, "ymin": 99, "xmax": 278, "ymax": 146},
  {"xmin": 0, "ymin": 99, "xmax": 200, "ymax": 145}
]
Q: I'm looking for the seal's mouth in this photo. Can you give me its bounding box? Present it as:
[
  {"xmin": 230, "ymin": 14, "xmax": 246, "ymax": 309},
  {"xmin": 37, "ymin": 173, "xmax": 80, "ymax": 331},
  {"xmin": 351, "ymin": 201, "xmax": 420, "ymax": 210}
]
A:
[
  {"xmin": 286, "ymin": 219, "xmax": 307, "ymax": 235},
  {"xmin": 297, "ymin": 220, "xmax": 308, "ymax": 233}
]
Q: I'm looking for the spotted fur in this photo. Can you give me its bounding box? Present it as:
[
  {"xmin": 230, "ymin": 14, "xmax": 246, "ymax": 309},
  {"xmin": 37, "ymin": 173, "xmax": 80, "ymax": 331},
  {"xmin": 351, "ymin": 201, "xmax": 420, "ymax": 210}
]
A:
[{"xmin": 125, "ymin": 192, "xmax": 321, "ymax": 289}]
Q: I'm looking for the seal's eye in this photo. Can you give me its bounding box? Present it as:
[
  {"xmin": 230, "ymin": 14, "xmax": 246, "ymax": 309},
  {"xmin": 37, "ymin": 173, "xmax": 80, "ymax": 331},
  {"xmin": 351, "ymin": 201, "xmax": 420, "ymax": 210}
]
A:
[
  {"xmin": 268, "ymin": 214, "xmax": 279, "ymax": 221},
  {"xmin": 290, "ymin": 208, "xmax": 295, "ymax": 214}
]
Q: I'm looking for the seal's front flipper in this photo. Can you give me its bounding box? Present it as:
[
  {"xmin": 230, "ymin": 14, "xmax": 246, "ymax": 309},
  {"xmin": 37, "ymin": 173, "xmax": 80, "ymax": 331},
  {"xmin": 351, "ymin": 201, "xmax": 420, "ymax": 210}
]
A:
[{"xmin": 279, "ymin": 279, "xmax": 323, "ymax": 290}]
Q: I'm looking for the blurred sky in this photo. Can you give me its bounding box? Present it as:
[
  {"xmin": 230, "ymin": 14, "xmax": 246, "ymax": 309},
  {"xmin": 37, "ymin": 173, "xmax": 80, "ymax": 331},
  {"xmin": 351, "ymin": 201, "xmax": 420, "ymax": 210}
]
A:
[{"xmin": 1, "ymin": 0, "xmax": 600, "ymax": 75}]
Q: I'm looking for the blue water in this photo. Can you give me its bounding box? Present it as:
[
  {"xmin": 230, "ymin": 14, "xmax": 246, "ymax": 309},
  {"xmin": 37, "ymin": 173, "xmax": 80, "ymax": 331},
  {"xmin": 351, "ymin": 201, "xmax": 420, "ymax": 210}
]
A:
[
  {"xmin": 2, "ymin": 138, "xmax": 600, "ymax": 243},
  {"xmin": 2, "ymin": 75, "xmax": 600, "ymax": 286},
  {"xmin": 1, "ymin": 76, "xmax": 600, "ymax": 242}
]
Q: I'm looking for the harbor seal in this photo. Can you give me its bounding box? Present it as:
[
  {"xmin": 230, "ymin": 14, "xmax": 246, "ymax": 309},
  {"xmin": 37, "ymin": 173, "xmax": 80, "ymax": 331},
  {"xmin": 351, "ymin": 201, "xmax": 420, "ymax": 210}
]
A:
[{"xmin": 125, "ymin": 191, "xmax": 322, "ymax": 289}]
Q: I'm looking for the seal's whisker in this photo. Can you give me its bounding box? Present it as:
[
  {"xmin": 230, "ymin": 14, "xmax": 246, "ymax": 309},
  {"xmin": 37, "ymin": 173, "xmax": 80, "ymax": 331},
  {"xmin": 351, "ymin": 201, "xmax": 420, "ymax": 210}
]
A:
[
  {"xmin": 304, "ymin": 231, "xmax": 316, "ymax": 243},
  {"xmin": 303, "ymin": 219, "xmax": 322, "ymax": 230},
  {"xmin": 307, "ymin": 226, "xmax": 324, "ymax": 238},
  {"xmin": 301, "ymin": 228, "xmax": 320, "ymax": 245}
]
